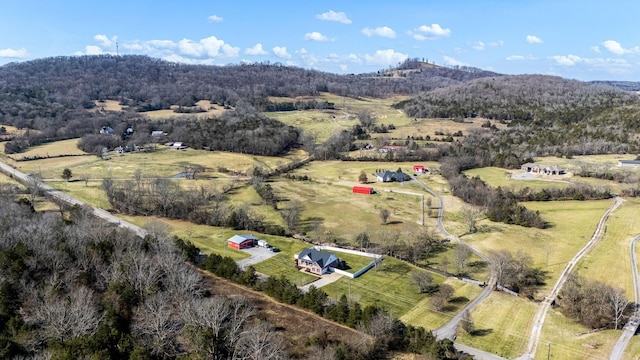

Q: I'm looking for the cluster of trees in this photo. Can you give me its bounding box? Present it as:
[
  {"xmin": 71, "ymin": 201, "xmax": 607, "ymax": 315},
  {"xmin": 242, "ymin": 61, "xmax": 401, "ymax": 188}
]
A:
[
  {"xmin": 488, "ymin": 250, "xmax": 547, "ymax": 298},
  {"xmin": 0, "ymin": 193, "xmax": 290, "ymax": 359},
  {"xmin": 559, "ymin": 274, "xmax": 631, "ymax": 330},
  {"xmin": 101, "ymin": 173, "xmax": 288, "ymax": 237}
]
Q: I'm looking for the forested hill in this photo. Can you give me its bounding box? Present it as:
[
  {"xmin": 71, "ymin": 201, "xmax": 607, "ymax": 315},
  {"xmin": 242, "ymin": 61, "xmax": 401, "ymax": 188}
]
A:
[
  {"xmin": 396, "ymin": 74, "xmax": 640, "ymax": 123},
  {"xmin": 0, "ymin": 55, "xmax": 495, "ymax": 114}
]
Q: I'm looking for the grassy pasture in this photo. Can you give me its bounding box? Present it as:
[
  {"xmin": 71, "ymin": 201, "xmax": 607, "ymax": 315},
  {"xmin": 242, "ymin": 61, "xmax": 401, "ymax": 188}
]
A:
[
  {"xmin": 575, "ymin": 197, "xmax": 640, "ymax": 295},
  {"xmin": 13, "ymin": 142, "xmax": 305, "ymax": 180},
  {"xmin": 400, "ymin": 279, "xmax": 484, "ymax": 329},
  {"xmin": 464, "ymin": 200, "xmax": 614, "ymax": 295},
  {"xmin": 456, "ymin": 292, "xmax": 536, "ymax": 358},
  {"xmin": 536, "ymin": 308, "xmax": 619, "ymax": 360},
  {"xmin": 464, "ymin": 167, "xmax": 570, "ymax": 191}
]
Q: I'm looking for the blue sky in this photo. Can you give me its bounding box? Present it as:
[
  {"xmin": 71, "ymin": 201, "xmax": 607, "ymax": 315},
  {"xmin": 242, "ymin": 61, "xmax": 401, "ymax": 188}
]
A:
[{"xmin": 1, "ymin": 1, "xmax": 639, "ymax": 81}]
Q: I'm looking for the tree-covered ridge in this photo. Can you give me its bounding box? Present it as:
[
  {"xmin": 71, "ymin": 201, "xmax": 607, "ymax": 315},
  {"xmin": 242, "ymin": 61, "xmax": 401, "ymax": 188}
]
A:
[{"xmin": 397, "ymin": 74, "xmax": 639, "ymax": 122}]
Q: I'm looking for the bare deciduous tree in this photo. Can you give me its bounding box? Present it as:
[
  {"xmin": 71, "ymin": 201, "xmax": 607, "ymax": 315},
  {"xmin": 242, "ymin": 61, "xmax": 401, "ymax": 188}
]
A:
[
  {"xmin": 460, "ymin": 205, "xmax": 485, "ymax": 234},
  {"xmin": 131, "ymin": 292, "xmax": 183, "ymax": 357},
  {"xmin": 412, "ymin": 271, "xmax": 434, "ymax": 293},
  {"xmin": 233, "ymin": 322, "xmax": 287, "ymax": 360},
  {"xmin": 454, "ymin": 244, "xmax": 472, "ymax": 275},
  {"xmin": 379, "ymin": 208, "xmax": 390, "ymax": 225}
]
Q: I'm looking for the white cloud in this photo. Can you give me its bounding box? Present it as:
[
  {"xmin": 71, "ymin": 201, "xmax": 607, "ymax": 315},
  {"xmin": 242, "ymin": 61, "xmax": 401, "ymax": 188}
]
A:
[
  {"xmin": 304, "ymin": 32, "xmax": 330, "ymax": 42},
  {"xmin": 94, "ymin": 34, "xmax": 117, "ymax": 48},
  {"xmin": 443, "ymin": 56, "xmax": 468, "ymax": 66},
  {"xmin": 177, "ymin": 36, "xmax": 239, "ymax": 57},
  {"xmin": 85, "ymin": 45, "xmax": 104, "ymax": 55},
  {"xmin": 550, "ymin": 54, "xmax": 582, "ymax": 66},
  {"xmin": 273, "ymin": 46, "xmax": 291, "ymax": 59},
  {"xmin": 208, "ymin": 15, "xmax": 223, "ymax": 22},
  {"xmin": 0, "ymin": 47, "xmax": 28, "ymax": 58},
  {"xmin": 408, "ymin": 24, "xmax": 451, "ymax": 40},
  {"xmin": 363, "ymin": 49, "xmax": 408, "ymax": 66},
  {"xmin": 316, "ymin": 10, "xmax": 351, "ymax": 24},
  {"xmin": 472, "ymin": 41, "xmax": 485, "ymax": 51},
  {"xmin": 361, "ymin": 26, "xmax": 396, "ymax": 38},
  {"xmin": 602, "ymin": 40, "xmax": 640, "ymax": 55},
  {"xmin": 163, "ymin": 54, "xmax": 217, "ymax": 65},
  {"xmin": 506, "ymin": 55, "xmax": 525, "ymax": 61},
  {"xmin": 550, "ymin": 54, "xmax": 632, "ymax": 74},
  {"xmin": 245, "ymin": 43, "xmax": 268, "ymax": 55},
  {"xmin": 340, "ymin": 64, "xmax": 348, "ymax": 71},
  {"xmin": 591, "ymin": 46, "xmax": 601, "ymax": 53},
  {"xmin": 526, "ymin": 35, "xmax": 543, "ymax": 44}
]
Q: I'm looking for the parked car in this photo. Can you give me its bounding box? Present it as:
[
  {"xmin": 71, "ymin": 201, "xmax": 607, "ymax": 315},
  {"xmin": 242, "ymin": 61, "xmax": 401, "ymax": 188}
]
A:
[{"xmin": 270, "ymin": 247, "xmax": 281, "ymax": 253}]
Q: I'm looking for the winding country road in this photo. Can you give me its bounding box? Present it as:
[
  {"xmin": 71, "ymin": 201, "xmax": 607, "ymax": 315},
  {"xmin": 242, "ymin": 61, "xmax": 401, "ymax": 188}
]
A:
[
  {"xmin": 414, "ymin": 177, "xmax": 504, "ymax": 360},
  {"xmin": 517, "ymin": 196, "xmax": 623, "ymax": 360},
  {"xmin": 609, "ymin": 234, "xmax": 640, "ymax": 360}
]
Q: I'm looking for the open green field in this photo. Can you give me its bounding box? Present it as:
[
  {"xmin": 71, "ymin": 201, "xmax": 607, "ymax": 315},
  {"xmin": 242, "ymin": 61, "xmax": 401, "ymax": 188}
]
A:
[
  {"xmin": 464, "ymin": 167, "xmax": 570, "ymax": 191},
  {"xmin": 9, "ymin": 138, "xmax": 89, "ymax": 160},
  {"xmin": 623, "ymin": 337, "xmax": 640, "ymax": 360},
  {"xmin": 400, "ymin": 279, "xmax": 484, "ymax": 329},
  {"xmin": 465, "ymin": 200, "xmax": 614, "ymax": 295},
  {"xmin": 332, "ymin": 251, "xmax": 377, "ymax": 274},
  {"xmin": 457, "ymin": 292, "xmax": 536, "ymax": 358},
  {"xmin": 576, "ymin": 197, "xmax": 640, "ymax": 295},
  {"xmin": 536, "ymin": 308, "xmax": 619, "ymax": 360},
  {"xmin": 9, "ymin": 140, "xmax": 306, "ymax": 180},
  {"xmin": 321, "ymin": 258, "xmax": 443, "ymax": 317}
]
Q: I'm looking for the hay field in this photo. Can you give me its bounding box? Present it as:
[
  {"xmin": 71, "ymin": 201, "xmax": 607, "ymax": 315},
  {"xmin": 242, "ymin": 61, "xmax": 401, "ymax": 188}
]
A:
[
  {"xmin": 464, "ymin": 167, "xmax": 570, "ymax": 191},
  {"xmin": 9, "ymin": 138, "xmax": 89, "ymax": 160}
]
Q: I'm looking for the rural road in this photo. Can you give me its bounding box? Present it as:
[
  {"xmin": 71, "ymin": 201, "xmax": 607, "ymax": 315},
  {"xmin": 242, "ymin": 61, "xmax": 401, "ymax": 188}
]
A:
[
  {"xmin": 517, "ymin": 196, "xmax": 623, "ymax": 360},
  {"xmin": 413, "ymin": 177, "xmax": 502, "ymax": 360},
  {"xmin": 609, "ymin": 234, "xmax": 640, "ymax": 360},
  {"xmin": 0, "ymin": 160, "xmax": 148, "ymax": 238}
]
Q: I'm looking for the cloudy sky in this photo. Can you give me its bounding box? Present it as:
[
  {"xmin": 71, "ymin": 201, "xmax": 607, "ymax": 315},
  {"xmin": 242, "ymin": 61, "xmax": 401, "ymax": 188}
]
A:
[{"xmin": 1, "ymin": 0, "xmax": 638, "ymax": 81}]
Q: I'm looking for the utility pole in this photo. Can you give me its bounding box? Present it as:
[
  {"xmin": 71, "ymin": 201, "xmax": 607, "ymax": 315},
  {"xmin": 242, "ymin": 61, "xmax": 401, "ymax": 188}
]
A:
[
  {"xmin": 421, "ymin": 194, "xmax": 425, "ymax": 226},
  {"xmin": 547, "ymin": 342, "xmax": 551, "ymax": 360}
]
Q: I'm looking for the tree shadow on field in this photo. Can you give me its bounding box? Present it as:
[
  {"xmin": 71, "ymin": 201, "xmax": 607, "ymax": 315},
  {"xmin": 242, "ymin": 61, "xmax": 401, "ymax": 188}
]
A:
[
  {"xmin": 299, "ymin": 217, "xmax": 324, "ymax": 233},
  {"xmin": 381, "ymin": 262, "xmax": 411, "ymax": 274},
  {"xmin": 449, "ymin": 296, "xmax": 469, "ymax": 304},
  {"xmin": 470, "ymin": 328, "xmax": 493, "ymax": 336},
  {"xmin": 386, "ymin": 220, "xmax": 403, "ymax": 225}
]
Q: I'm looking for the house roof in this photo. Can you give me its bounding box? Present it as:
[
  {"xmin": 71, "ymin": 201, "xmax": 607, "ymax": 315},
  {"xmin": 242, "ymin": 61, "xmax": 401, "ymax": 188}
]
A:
[
  {"xmin": 297, "ymin": 248, "xmax": 337, "ymax": 268},
  {"xmin": 228, "ymin": 234, "xmax": 257, "ymax": 244}
]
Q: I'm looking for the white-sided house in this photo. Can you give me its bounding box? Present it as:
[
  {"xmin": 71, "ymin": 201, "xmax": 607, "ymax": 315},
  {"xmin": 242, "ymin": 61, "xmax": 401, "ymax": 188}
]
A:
[
  {"xmin": 294, "ymin": 248, "xmax": 339, "ymax": 276},
  {"xmin": 618, "ymin": 160, "xmax": 640, "ymax": 167},
  {"xmin": 521, "ymin": 163, "xmax": 565, "ymax": 175}
]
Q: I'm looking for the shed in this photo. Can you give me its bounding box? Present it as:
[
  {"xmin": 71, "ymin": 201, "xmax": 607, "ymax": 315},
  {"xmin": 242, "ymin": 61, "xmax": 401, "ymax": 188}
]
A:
[
  {"xmin": 618, "ymin": 160, "xmax": 640, "ymax": 167},
  {"xmin": 228, "ymin": 234, "xmax": 257, "ymax": 250},
  {"xmin": 413, "ymin": 165, "xmax": 426, "ymax": 173},
  {"xmin": 352, "ymin": 186, "xmax": 374, "ymax": 194}
]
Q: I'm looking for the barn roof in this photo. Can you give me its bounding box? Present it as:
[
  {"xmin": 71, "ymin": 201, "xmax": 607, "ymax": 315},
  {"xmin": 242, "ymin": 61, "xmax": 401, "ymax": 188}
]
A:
[{"xmin": 228, "ymin": 234, "xmax": 257, "ymax": 244}]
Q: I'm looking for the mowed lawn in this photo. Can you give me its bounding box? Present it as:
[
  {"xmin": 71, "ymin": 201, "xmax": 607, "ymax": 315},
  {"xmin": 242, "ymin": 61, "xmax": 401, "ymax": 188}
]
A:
[
  {"xmin": 464, "ymin": 167, "xmax": 570, "ymax": 191},
  {"xmin": 456, "ymin": 292, "xmax": 536, "ymax": 358},
  {"xmin": 400, "ymin": 279, "xmax": 484, "ymax": 330},
  {"xmin": 321, "ymin": 258, "xmax": 442, "ymax": 317}
]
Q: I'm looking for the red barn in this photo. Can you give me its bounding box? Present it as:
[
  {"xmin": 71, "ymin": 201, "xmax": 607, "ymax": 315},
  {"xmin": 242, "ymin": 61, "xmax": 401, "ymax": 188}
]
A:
[
  {"xmin": 228, "ymin": 234, "xmax": 257, "ymax": 250},
  {"xmin": 352, "ymin": 186, "xmax": 374, "ymax": 195},
  {"xmin": 413, "ymin": 165, "xmax": 426, "ymax": 173}
]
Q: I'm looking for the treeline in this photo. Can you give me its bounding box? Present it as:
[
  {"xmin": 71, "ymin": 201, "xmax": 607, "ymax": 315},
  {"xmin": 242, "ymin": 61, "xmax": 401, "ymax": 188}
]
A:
[
  {"xmin": 0, "ymin": 194, "xmax": 290, "ymax": 359},
  {"xmin": 178, "ymin": 240, "xmax": 467, "ymax": 360},
  {"xmin": 257, "ymin": 98, "xmax": 335, "ymax": 112},
  {"xmin": 559, "ymin": 274, "xmax": 632, "ymax": 330},
  {"xmin": 102, "ymin": 175, "xmax": 288, "ymax": 237}
]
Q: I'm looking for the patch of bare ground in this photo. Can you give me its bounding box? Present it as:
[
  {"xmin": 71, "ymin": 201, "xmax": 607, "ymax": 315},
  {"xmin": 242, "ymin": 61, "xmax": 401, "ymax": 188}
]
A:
[{"xmin": 198, "ymin": 268, "xmax": 369, "ymax": 356}]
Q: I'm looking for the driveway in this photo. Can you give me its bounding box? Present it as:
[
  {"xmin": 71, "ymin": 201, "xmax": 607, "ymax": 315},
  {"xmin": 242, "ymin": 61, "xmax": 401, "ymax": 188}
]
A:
[
  {"xmin": 299, "ymin": 272, "xmax": 343, "ymax": 293},
  {"xmin": 236, "ymin": 246, "xmax": 280, "ymax": 270}
]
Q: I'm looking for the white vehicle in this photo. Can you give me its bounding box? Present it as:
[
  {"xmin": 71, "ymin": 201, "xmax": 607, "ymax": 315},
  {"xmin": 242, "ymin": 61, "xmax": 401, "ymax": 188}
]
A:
[{"xmin": 257, "ymin": 240, "xmax": 269, "ymax": 248}]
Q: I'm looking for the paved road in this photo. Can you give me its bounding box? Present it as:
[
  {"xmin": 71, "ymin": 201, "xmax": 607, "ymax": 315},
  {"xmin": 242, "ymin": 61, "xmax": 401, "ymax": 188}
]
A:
[
  {"xmin": 413, "ymin": 177, "xmax": 497, "ymax": 341},
  {"xmin": 609, "ymin": 234, "xmax": 640, "ymax": 360},
  {"xmin": 517, "ymin": 196, "xmax": 623, "ymax": 360},
  {"xmin": 0, "ymin": 160, "xmax": 148, "ymax": 238}
]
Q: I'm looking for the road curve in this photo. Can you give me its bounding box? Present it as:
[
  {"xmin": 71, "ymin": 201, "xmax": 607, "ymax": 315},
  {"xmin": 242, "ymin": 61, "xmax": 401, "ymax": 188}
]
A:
[
  {"xmin": 609, "ymin": 234, "xmax": 640, "ymax": 360},
  {"xmin": 518, "ymin": 196, "xmax": 623, "ymax": 360},
  {"xmin": 413, "ymin": 178, "xmax": 499, "ymax": 350}
]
